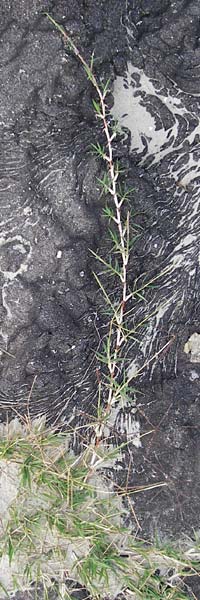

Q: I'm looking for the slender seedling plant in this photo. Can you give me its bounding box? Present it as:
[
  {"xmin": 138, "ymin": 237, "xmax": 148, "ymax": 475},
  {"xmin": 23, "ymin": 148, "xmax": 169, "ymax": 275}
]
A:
[
  {"xmin": 44, "ymin": 13, "xmax": 172, "ymax": 471},
  {"xmin": 45, "ymin": 16, "xmax": 131, "ymax": 431}
]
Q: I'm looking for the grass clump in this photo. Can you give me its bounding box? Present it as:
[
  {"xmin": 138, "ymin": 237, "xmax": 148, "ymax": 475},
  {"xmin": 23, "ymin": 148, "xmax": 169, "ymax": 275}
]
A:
[{"xmin": 0, "ymin": 419, "xmax": 199, "ymax": 599}]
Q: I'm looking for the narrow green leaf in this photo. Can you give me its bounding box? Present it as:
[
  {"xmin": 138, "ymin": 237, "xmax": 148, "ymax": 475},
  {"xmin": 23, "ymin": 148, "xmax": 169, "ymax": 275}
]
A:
[
  {"xmin": 45, "ymin": 13, "xmax": 64, "ymax": 33},
  {"xmin": 102, "ymin": 205, "xmax": 115, "ymax": 220},
  {"xmin": 0, "ymin": 582, "xmax": 9, "ymax": 598},
  {"xmin": 8, "ymin": 538, "xmax": 14, "ymax": 566},
  {"xmin": 96, "ymin": 173, "xmax": 111, "ymax": 193},
  {"xmin": 21, "ymin": 460, "xmax": 31, "ymax": 488},
  {"xmin": 108, "ymin": 228, "xmax": 121, "ymax": 250},
  {"xmin": 92, "ymin": 99, "xmax": 102, "ymax": 115},
  {"xmin": 91, "ymin": 142, "xmax": 105, "ymax": 158},
  {"xmin": 102, "ymin": 78, "xmax": 111, "ymax": 97},
  {"xmin": 92, "ymin": 271, "xmax": 116, "ymax": 312},
  {"xmin": 90, "ymin": 249, "xmax": 122, "ymax": 278}
]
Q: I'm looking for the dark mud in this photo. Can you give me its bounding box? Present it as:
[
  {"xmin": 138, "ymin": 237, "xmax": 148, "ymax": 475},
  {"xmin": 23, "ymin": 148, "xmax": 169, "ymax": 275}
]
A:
[{"xmin": 0, "ymin": 0, "xmax": 200, "ymax": 587}]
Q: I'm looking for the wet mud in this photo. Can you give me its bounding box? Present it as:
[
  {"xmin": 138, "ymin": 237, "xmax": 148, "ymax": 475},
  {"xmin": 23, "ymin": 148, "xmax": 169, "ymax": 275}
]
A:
[{"xmin": 0, "ymin": 0, "xmax": 200, "ymax": 584}]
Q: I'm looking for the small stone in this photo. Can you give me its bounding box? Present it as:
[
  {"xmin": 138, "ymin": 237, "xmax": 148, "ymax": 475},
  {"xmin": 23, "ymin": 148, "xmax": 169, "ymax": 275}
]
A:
[
  {"xmin": 184, "ymin": 333, "xmax": 200, "ymax": 363},
  {"xmin": 189, "ymin": 370, "xmax": 199, "ymax": 381}
]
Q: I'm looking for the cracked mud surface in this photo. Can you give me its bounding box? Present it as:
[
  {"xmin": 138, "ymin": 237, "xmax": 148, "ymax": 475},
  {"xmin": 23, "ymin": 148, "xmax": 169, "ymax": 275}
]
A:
[{"xmin": 0, "ymin": 0, "xmax": 200, "ymax": 588}]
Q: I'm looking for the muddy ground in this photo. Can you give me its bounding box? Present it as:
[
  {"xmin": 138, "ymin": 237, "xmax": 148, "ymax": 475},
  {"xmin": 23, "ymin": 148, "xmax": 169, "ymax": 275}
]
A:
[{"xmin": 0, "ymin": 0, "xmax": 200, "ymax": 594}]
